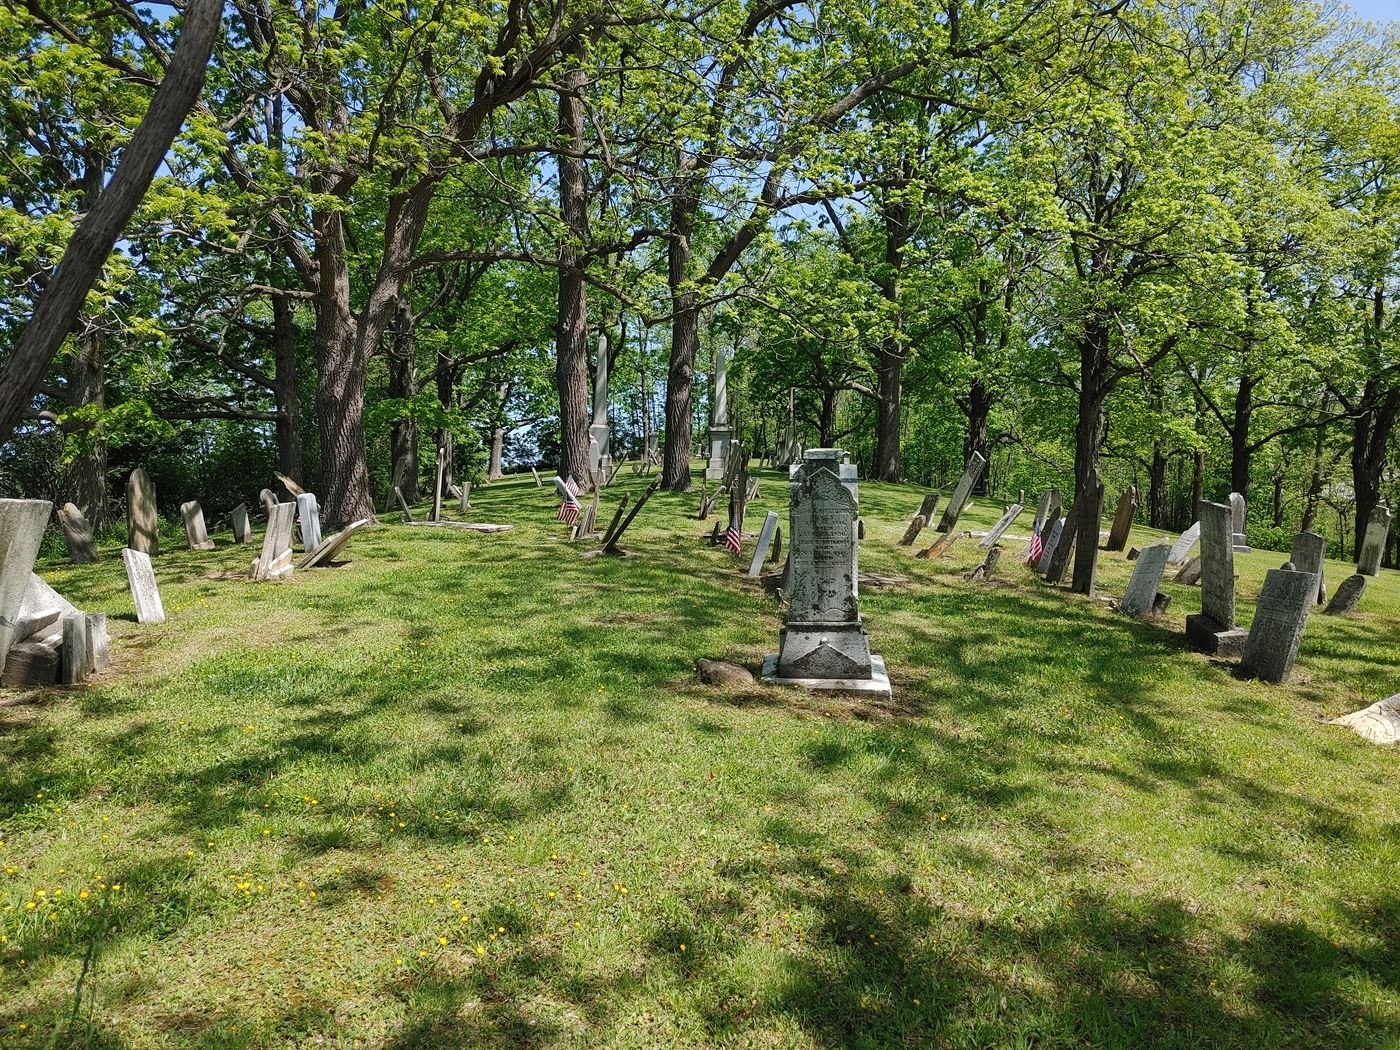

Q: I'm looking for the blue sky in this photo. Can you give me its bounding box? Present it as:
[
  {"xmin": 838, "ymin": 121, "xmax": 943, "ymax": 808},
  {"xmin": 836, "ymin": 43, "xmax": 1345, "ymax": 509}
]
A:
[{"xmin": 1347, "ymin": 0, "xmax": 1396, "ymax": 22}]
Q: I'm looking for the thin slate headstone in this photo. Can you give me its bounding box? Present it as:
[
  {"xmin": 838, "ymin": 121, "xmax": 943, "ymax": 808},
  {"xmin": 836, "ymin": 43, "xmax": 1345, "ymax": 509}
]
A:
[
  {"xmin": 431, "ymin": 449, "xmax": 445, "ymax": 523},
  {"xmin": 231, "ymin": 503, "xmax": 251, "ymax": 543},
  {"xmin": 1357, "ymin": 502, "xmax": 1392, "ymax": 576},
  {"xmin": 1120, "ymin": 541, "xmax": 1171, "ymax": 618},
  {"xmin": 771, "ymin": 526, "xmax": 783, "ymax": 565},
  {"xmin": 1229, "ymin": 492, "xmax": 1250, "ymax": 552},
  {"xmin": 126, "ymin": 468, "xmax": 159, "ymax": 556},
  {"xmin": 57, "ymin": 502, "xmax": 98, "ymax": 563},
  {"xmin": 122, "ymin": 547, "xmax": 165, "ymax": 624},
  {"xmin": 1105, "ymin": 486, "xmax": 1138, "ymax": 552},
  {"xmin": 259, "ymin": 488, "xmax": 278, "ymax": 519},
  {"xmin": 296, "ymin": 492, "xmax": 323, "ymax": 550},
  {"xmin": 394, "ymin": 486, "xmax": 414, "ymax": 523},
  {"xmin": 1044, "ymin": 502, "xmax": 1080, "ymax": 585},
  {"xmin": 1168, "ymin": 522, "xmax": 1201, "ymax": 564},
  {"xmin": 762, "ymin": 449, "xmax": 889, "ymax": 695},
  {"xmin": 747, "ymin": 511, "xmax": 780, "ymax": 577},
  {"xmin": 915, "ymin": 531, "xmax": 959, "ymax": 560},
  {"xmin": 459, "ymin": 481, "xmax": 471, "ymax": 515},
  {"xmin": 530, "ymin": 467, "xmax": 542, "ymax": 487},
  {"xmin": 298, "ymin": 518, "xmax": 371, "ymax": 569},
  {"xmin": 1239, "ymin": 568, "xmax": 1319, "ymax": 684},
  {"xmin": 0, "ymin": 499, "xmax": 53, "ymax": 669},
  {"xmin": 1185, "ymin": 500, "xmax": 1248, "ymax": 656},
  {"xmin": 1070, "ymin": 474, "xmax": 1104, "ymax": 596},
  {"xmin": 1324, "ymin": 574, "xmax": 1367, "ymax": 616},
  {"xmin": 253, "ymin": 502, "xmax": 296, "ymax": 581},
  {"xmin": 88, "ymin": 612, "xmax": 109, "ymax": 672},
  {"xmin": 965, "ymin": 546, "xmax": 1001, "ymax": 583},
  {"xmin": 935, "ymin": 452, "xmax": 987, "ymax": 533},
  {"xmin": 1289, "ymin": 531, "xmax": 1327, "ymax": 604},
  {"xmin": 599, "ymin": 495, "xmax": 631, "ymax": 549},
  {"xmin": 180, "ymin": 500, "xmax": 216, "ymax": 551},
  {"xmin": 897, "ymin": 494, "xmax": 939, "ymax": 546},
  {"xmin": 1174, "ymin": 555, "xmax": 1203, "ymax": 585},
  {"xmin": 1036, "ymin": 517, "xmax": 1066, "ymax": 575},
  {"xmin": 979, "ymin": 503, "xmax": 1024, "ymax": 549},
  {"xmin": 61, "ymin": 612, "xmax": 88, "ymax": 686}
]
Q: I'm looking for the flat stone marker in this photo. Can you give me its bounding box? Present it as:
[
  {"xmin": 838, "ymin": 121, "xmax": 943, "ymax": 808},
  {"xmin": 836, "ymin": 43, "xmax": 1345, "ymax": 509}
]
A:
[
  {"xmin": 1324, "ymin": 574, "xmax": 1367, "ymax": 616},
  {"xmin": 762, "ymin": 449, "xmax": 889, "ymax": 696},
  {"xmin": 1119, "ymin": 541, "xmax": 1172, "ymax": 618},
  {"xmin": 253, "ymin": 502, "xmax": 296, "ymax": 581},
  {"xmin": 181, "ymin": 500, "xmax": 216, "ymax": 551},
  {"xmin": 1105, "ymin": 486, "xmax": 1138, "ymax": 552},
  {"xmin": 126, "ymin": 468, "xmax": 159, "ymax": 556},
  {"xmin": 296, "ymin": 492, "xmax": 323, "ymax": 550},
  {"xmin": 978, "ymin": 503, "xmax": 1024, "ymax": 549},
  {"xmin": 1229, "ymin": 492, "xmax": 1251, "ymax": 552},
  {"xmin": 1168, "ymin": 521, "xmax": 1200, "ymax": 564},
  {"xmin": 1357, "ymin": 502, "xmax": 1391, "ymax": 576},
  {"xmin": 231, "ymin": 503, "xmax": 251, "ymax": 543},
  {"xmin": 122, "ymin": 548, "xmax": 166, "ymax": 624},
  {"xmin": 1330, "ymin": 694, "xmax": 1400, "ymax": 745},
  {"xmin": 1289, "ymin": 531, "xmax": 1327, "ymax": 604},
  {"xmin": 935, "ymin": 452, "xmax": 987, "ymax": 534},
  {"xmin": 747, "ymin": 511, "xmax": 780, "ymax": 577},
  {"xmin": 1185, "ymin": 500, "xmax": 1248, "ymax": 656},
  {"xmin": 298, "ymin": 518, "xmax": 371, "ymax": 569},
  {"xmin": 1035, "ymin": 517, "xmax": 1065, "ymax": 575},
  {"xmin": 0, "ymin": 499, "xmax": 53, "ymax": 670},
  {"xmin": 57, "ymin": 502, "xmax": 98, "ymax": 562},
  {"xmin": 1239, "ymin": 567, "xmax": 1319, "ymax": 684}
]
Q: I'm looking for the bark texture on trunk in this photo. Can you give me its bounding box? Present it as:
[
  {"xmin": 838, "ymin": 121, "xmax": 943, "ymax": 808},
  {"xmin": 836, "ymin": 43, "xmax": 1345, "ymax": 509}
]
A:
[
  {"xmin": 1230, "ymin": 371, "xmax": 1256, "ymax": 498},
  {"xmin": 63, "ymin": 320, "xmax": 108, "ymax": 530},
  {"xmin": 964, "ymin": 379, "xmax": 991, "ymax": 496},
  {"xmin": 273, "ymin": 295, "xmax": 303, "ymax": 484},
  {"xmin": 554, "ymin": 45, "xmax": 591, "ymax": 487},
  {"xmin": 1073, "ymin": 320, "xmax": 1111, "ymax": 502},
  {"xmin": 871, "ymin": 189, "xmax": 908, "ymax": 481},
  {"xmin": 387, "ymin": 298, "xmax": 419, "ymax": 502},
  {"xmin": 660, "ymin": 176, "xmax": 699, "ymax": 491}
]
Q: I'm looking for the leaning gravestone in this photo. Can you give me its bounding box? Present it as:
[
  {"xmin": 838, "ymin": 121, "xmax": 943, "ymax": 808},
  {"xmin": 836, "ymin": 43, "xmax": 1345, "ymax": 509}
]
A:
[
  {"xmin": 231, "ymin": 503, "xmax": 251, "ymax": 543},
  {"xmin": 57, "ymin": 502, "xmax": 98, "ymax": 563},
  {"xmin": 1119, "ymin": 541, "xmax": 1172, "ymax": 618},
  {"xmin": 762, "ymin": 449, "xmax": 889, "ymax": 696},
  {"xmin": 0, "ymin": 499, "xmax": 53, "ymax": 669},
  {"xmin": 259, "ymin": 488, "xmax": 278, "ymax": 519},
  {"xmin": 747, "ymin": 511, "xmax": 780, "ymax": 577},
  {"xmin": 121, "ymin": 548, "xmax": 166, "ymax": 624},
  {"xmin": 1239, "ymin": 567, "xmax": 1319, "ymax": 684},
  {"xmin": 1185, "ymin": 500, "xmax": 1248, "ymax": 656},
  {"xmin": 899, "ymin": 493, "xmax": 940, "ymax": 546},
  {"xmin": 935, "ymin": 452, "xmax": 987, "ymax": 534},
  {"xmin": 1289, "ymin": 531, "xmax": 1327, "ymax": 604},
  {"xmin": 1357, "ymin": 502, "xmax": 1392, "ymax": 576},
  {"xmin": 180, "ymin": 500, "xmax": 216, "ymax": 551},
  {"xmin": 978, "ymin": 504, "xmax": 1024, "ymax": 549},
  {"xmin": 1036, "ymin": 517, "xmax": 1066, "ymax": 575},
  {"xmin": 298, "ymin": 519, "xmax": 371, "ymax": 569},
  {"xmin": 1105, "ymin": 486, "xmax": 1138, "ymax": 552},
  {"xmin": 1168, "ymin": 521, "xmax": 1201, "ymax": 564},
  {"xmin": 296, "ymin": 492, "xmax": 323, "ymax": 550},
  {"xmin": 253, "ymin": 502, "xmax": 296, "ymax": 581},
  {"xmin": 1173, "ymin": 555, "xmax": 1203, "ymax": 585},
  {"xmin": 1324, "ymin": 574, "xmax": 1367, "ymax": 616},
  {"xmin": 1229, "ymin": 492, "xmax": 1250, "ymax": 552},
  {"xmin": 1032, "ymin": 488, "xmax": 1057, "ymax": 532},
  {"xmin": 126, "ymin": 468, "xmax": 159, "ymax": 556}
]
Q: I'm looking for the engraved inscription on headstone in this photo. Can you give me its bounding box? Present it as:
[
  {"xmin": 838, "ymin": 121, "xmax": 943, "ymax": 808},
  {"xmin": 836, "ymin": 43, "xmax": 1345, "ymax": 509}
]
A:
[
  {"xmin": 1168, "ymin": 521, "xmax": 1201, "ymax": 564},
  {"xmin": 122, "ymin": 547, "xmax": 166, "ymax": 624},
  {"xmin": 1185, "ymin": 500, "xmax": 1248, "ymax": 656},
  {"xmin": 1119, "ymin": 541, "xmax": 1171, "ymax": 618},
  {"xmin": 1239, "ymin": 568, "xmax": 1319, "ymax": 684},
  {"xmin": 1357, "ymin": 502, "xmax": 1391, "ymax": 576}
]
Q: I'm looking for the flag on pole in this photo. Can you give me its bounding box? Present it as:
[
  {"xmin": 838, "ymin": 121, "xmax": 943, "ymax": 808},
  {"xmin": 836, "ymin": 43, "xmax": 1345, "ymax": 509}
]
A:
[
  {"xmin": 558, "ymin": 499, "xmax": 580, "ymax": 525},
  {"xmin": 1027, "ymin": 521, "xmax": 1043, "ymax": 565},
  {"xmin": 724, "ymin": 515, "xmax": 742, "ymax": 555},
  {"xmin": 565, "ymin": 476, "xmax": 580, "ymax": 498}
]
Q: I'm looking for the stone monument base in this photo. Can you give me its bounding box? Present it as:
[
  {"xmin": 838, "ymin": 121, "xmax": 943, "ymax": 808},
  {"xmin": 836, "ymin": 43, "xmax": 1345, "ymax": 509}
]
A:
[
  {"xmin": 761, "ymin": 653, "xmax": 891, "ymax": 697},
  {"xmin": 704, "ymin": 426, "xmax": 733, "ymax": 481},
  {"xmin": 1185, "ymin": 613, "xmax": 1247, "ymax": 657}
]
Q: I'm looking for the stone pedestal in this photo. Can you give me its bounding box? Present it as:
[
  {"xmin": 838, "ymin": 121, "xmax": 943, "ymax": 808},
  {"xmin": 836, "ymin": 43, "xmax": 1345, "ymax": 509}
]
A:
[
  {"xmin": 762, "ymin": 449, "xmax": 889, "ymax": 696},
  {"xmin": 704, "ymin": 426, "xmax": 733, "ymax": 482},
  {"xmin": 1185, "ymin": 614, "xmax": 1248, "ymax": 656},
  {"xmin": 589, "ymin": 423, "xmax": 612, "ymax": 478}
]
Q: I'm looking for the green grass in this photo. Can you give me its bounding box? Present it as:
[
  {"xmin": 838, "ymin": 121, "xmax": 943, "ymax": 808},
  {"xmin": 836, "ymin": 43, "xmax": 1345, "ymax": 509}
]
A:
[{"xmin": 2, "ymin": 469, "xmax": 1398, "ymax": 1049}]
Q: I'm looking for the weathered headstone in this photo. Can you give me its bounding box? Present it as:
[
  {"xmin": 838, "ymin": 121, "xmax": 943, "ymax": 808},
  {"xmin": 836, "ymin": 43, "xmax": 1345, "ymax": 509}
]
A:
[
  {"xmin": 1104, "ymin": 486, "xmax": 1138, "ymax": 552},
  {"xmin": 762, "ymin": 449, "xmax": 888, "ymax": 695},
  {"xmin": 599, "ymin": 495, "xmax": 631, "ymax": 549},
  {"xmin": 1036, "ymin": 517, "xmax": 1066, "ymax": 575},
  {"xmin": 1044, "ymin": 504, "xmax": 1080, "ymax": 584},
  {"xmin": 1174, "ymin": 555, "xmax": 1203, "ymax": 585},
  {"xmin": 121, "ymin": 548, "xmax": 166, "ymax": 624},
  {"xmin": 1032, "ymin": 488, "xmax": 1060, "ymax": 532},
  {"xmin": 0, "ymin": 499, "xmax": 53, "ymax": 669},
  {"xmin": 915, "ymin": 531, "xmax": 959, "ymax": 560},
  {"xmin": 1289, "ymin": 531, "xmax": 1327, "ymax": 604},
  {"xmin": 704, "ymin": 348, "xmax": 734, "ymax": 481},
  {"xmin": 259, "ymin": 488, "xmax": 278, "ymax": 519},
  {"xmin": 1168, "ymin": 521, "xmax": 1201, "ymax": 564},
  {"xmin": 1330, "ymin": 694, "xmax": 1400, "ymax": 745},
  {"xmin": 296, "ymin": 492, "xmax": 323, "ymax": 550},
  {"xmin": 61, "ymin": 612, "xmax": 88, "ymax": 686},
  {"xmin": 1185, "ymin": 501, "xmax": 1248, "ymax": 656},
  {"xmin": 298, "ymin": 518, "xmax": 371, "ymax": 569},
  {"xmin": 603, "ymin": 477, "xmax": 661, "ymax": 554},
  {"xmin": 1229, "ymin": 492, "xmax": 1250, "ymax": 552},
  {"xmin": 747, "ymin": 511, "xmax": 780, "ymax": 577},
  {"xmin": 394, "ymin": 486, "xmax": 414, "ymax": 523},
  {"xmin": 1119, "ymin": 541, "xmax": 1171, "ymax": 618},
  {"xmin": 897, "ymin": 494, "xmax": 940, "ymax": 548},
  {"xmin": 935, "ymin": 452, "xmax": 987, "ymax": 534},
  {"xmin": 274, "ymin": 473, "xmax": 305, "ymax": 502},
  {"xmin": 52, "ymin": 502, "xmax": 97, "ymax": 564},
  {"xmin": 253, "ymin": 502, "xmax": 296, "ymax": 581},
  {"xmin": 771, "ymin": 526, "xmax": 783, "ymax": 565},
  {"xmin": 1357, "ymin": 502, "xmax": 1392, "ymax": 576},
  {"xmin": 978, "ymin": 503, "xmax": 1024, "ymax": 549},
  {"xmin": 530, "ymin": 467, "xmax": 542, "ymax": 487},
  {"xmin": 589, "ymin": 335, "xmax": 613, "ymax": 477},
  {"xmin": 88, "ymin": 612, "xmax": 109, "ymax": 672},
  {"xmin": 459, "ymin": 481, "xmax": 471, "ymax": 515},
  {"xmin": 180, "ymin": 500, "xmax": 216, "ymax": 551},
  {"xmin": 1070, "ymin": 474, "xmax": 1104, "ymax": 596},
  {"xmin": 431, "ymin": 450, "xmax": 445, "ymax": 523},
  {"xmin": 965, "ymin": 547, "xmax": 1001, "ymax": 583},
  {"xmin": 231, "ymin": 503, "xmax": 251, "ymax": 543},
  {"xmin": 126, "ymin": 468, "xmax": 159, "ymax": 556},
  {"xmin": 1323, "ymin": 574, "xmax": 1367, "ymax": 616},
  {"xmin": 1239, "ymin": 568, "xmax": 1319, "ymax": 684}
]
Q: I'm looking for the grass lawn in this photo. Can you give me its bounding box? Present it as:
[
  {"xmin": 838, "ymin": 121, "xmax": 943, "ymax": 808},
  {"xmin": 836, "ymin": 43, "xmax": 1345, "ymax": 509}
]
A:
[{"xmin": 2, "ymin": 468, "xmax": 1398, "ymax": 1049}]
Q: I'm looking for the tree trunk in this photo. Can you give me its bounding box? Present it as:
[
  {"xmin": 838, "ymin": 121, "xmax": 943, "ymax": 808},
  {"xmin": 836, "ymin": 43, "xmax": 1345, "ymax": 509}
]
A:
[
  {"xmin": 871, "ymin": 189, "xmax": 908, "ymax": 481},
  {"xmin": 1300, "ymin": 407, "xmax": 1328, "ymax": 532},
  {"xmin": 1231, "ymin": 371, "xmax": 1255, "ymax": 497},
  {"xmin": 1073, "ymin": 322, "xmax": 1111, "ymax": 501},
  {"xmin": 1351, "ymin": 380, "xmax": 1399, "ymax": 555},
  {"xmin": 387, "ymin": 298, "xmax": 419, "ymax": 502},
  {"xmin": 63, "ymin": 319, "xmax": 108, "ymax": 530},
  {"xmin": 487, "ymin": 379, "xmax": 509, "ymax": 480},
  {"xmin": 1272, "ymin": 472, "xmax": 1285, "ymax": 527},
  {"xmin": 273, "ymin": 294, "xmax": 303, "ymax": 484},
  {"xmin": 965, "ymin": 379, "xmax": 991, "ymax": 496},
  {"xmin": 554, "ymin": 44, "xmax": 591, "ymax": 487},
  {"xmin": 1147, "ymin": 440, "xmax": 1168, "ymax": 529},
  {"xmin": 660, "ymin": 172, "xmax": 700, "ymax": 491},
  {"xmin": 819, "ymin": 387, "xmax": 838, "ymax": 446}
]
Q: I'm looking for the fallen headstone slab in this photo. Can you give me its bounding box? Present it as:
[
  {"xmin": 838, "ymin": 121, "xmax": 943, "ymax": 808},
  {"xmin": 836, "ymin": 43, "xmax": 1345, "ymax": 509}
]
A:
[
  {"xmin": 2, "ymin": 632, "xmax": 61, "ymax": 688},
  {"xmin": 406, "ymin": 521, "xmax": 512, "ymax": 532},
  {"xmin": 298, "ymin": 518, "xmax": 372, "ymax": 569},
  {"xmin": 696, "ymin": 659, "xmax": 755, "ymax": 686},
  {"xmin": 1330, "ymin": 694, "xmax": 1400, "ymax": 745}
]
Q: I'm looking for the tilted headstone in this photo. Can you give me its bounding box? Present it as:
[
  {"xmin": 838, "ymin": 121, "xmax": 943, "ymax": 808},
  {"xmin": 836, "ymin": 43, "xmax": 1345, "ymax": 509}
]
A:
[
  {"xmin": 1119, "ymin": 541, "xmax": 1171, "ymax": 618},
  {"xmin": 1357, "ymin": 502, "xmax": 1392, "ymax": 576},
  {"xmin": 1070, "ymin": 474, "xmax": 1104, "ymax": 596},
  {"xmin": 1104, "ymin": 486, "xmax": 1138, "ymax": 552},
  {"xmin": 1036, "ymin": 517, "xmax": 1066, "ymax": 575},
  {"xmin": 459, "ymin": 481, "xmax": 471, "ymax": 515},
  {"xmin": 1032, "ymin": 488, "xmax": 1059, "ymax": 532},
  {"xmin": 1185, "ymin": 500, "xmax": 1248, "ymax": 655},
  {"xmin": 1324, "ymin": 574, "xmax": 1367, "ymax": 616},
  {"xmin": 88, "ymin": 612, "xmax": 109, "ymax": 672},
  {"xmin": 56, "ymin": 502, "xmax": 98, "ymax": 563},
  {"xmin": 180, "ymin": 500, "xmax": 216, "ymax": 551},
  {"xmin": 296, "ymin": 492, "xmax": 323, "ymax": 550},
  {"xmin": 253, "ymin": 502, "xmax": 296, "ymax": 581},
  {"xmin": 1174, "ymin": 555, "xmax": 1203, "ymax": 585},
  {"xmin": 431, "ymin": 451, "xmax": 445, "ymax": 523},
  {"xmin": 965, "ymin": 546, "xmax": 1001, "ymax": 582},
  {"xmin": 394, "ymin": 486, "xmax": 414, "ymax": 523},
  {"xmin": 0, "ymin": 499, "xmax": 53, "ymax": 669},
  {"xmin": 61, "ymin": 612, "xmax": 88, "ymax": 686},
  {"xmin": 589, "ymin": 334, "xmax": 613, "ymax": 477},
  {"xmin": 1229, "ymin": 492, "xmax": 1250, "ymax": 552},
  {"xmin": 126, "ymin": 468, "xmax": 159, "ymax": 556},
  {"xmin": 1168, "ymin": 521, "xmax": 1201, "ymax": 564},
  {"xmin": 747, "ymin": 511, "xmax": 780, "ymax": 577},
  {"xmin": 274, "ymin": 472, "xmax": 305, "ymax": 502},
  {"xmin": 1239, "ymin": 568, "xmax": 1319, "ymax": 684},
  {"xmin": 259, "ymin": 488, "xmax": 278, "ymax": 519},
  {"xmin": 231, "ymin": 503, "xmax": 251, "ymax": 543},
  {"xmin": 1044, "ymin": 500, "xmax": 1081, "ymax": 585},
  {"xmin": 916, "ymin": 531, "xmax": 959, "ymax": 560},
  {"xmin": 935, "ymin": 452, "xmax": 987, "ymax": 533},
  {"xmin": 298, "ymin": 518, "xmax": 371, "ymax": 569},
  {"xmin": 898, "ymin": 494, "xmax": 939, "ymax": 547},
  {"xmin": 979, "ymin": 504, "xmax": 1024, "ymax": 549},
  {"xmin": 530, "ymin": 466, "xmax": 542, "ymax": 487},
  {"xmin": 762, "ymin": 450, "xmax": 888, "ymax": 695},
  {"xmin": 122, "ymin": 547, "xmax": 166, "ymax": 624},
  {"xmin": 1289, "ymin": 531, "xmax": 1327, "ymax": 604}
]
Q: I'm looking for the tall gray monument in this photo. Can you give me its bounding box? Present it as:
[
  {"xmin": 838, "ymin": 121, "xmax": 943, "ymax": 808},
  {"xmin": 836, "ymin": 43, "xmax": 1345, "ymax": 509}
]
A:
[
  {"xmin": 589, "ymin": 334, "xmax": 612, "ymax": 478},
  {"xmin": 1229, "ymin": 492, "xmax": 1250, "ymax": 552},
  {"xmin": 1357, "ymin": 502, "xmax": 1391, "ymax": 576},
  {"xmin": 762, "ymin": 449, "xmax": 889, "ymax": 696},
  {"xmin": 704, "ymin": 348, "xmax": 733, "ymax": 482},
  {"xmin": 1185, "ymin": 500, "xmax": 1248, "ymax": 656},
  {"xmin": 126, "ymin": 467, "xmax": 159, "ymax": 556}
]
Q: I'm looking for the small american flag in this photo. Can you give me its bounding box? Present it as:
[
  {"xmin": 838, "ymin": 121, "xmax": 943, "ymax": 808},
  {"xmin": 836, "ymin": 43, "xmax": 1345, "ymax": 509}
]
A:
[
  {"xmin": 1027, "ymin": 521, "xmax": 1043, "ymax": 564},
  {"xmin": 724, "ymin": 516, "xmax": 742, "ymax": 555},
  {"xmin": 564, "ymin": 476, "xmax": 580, "ymax": 498},
  {"xmin": 558, "ymin": 499, "xmax": 580, "ymax": 525}
]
